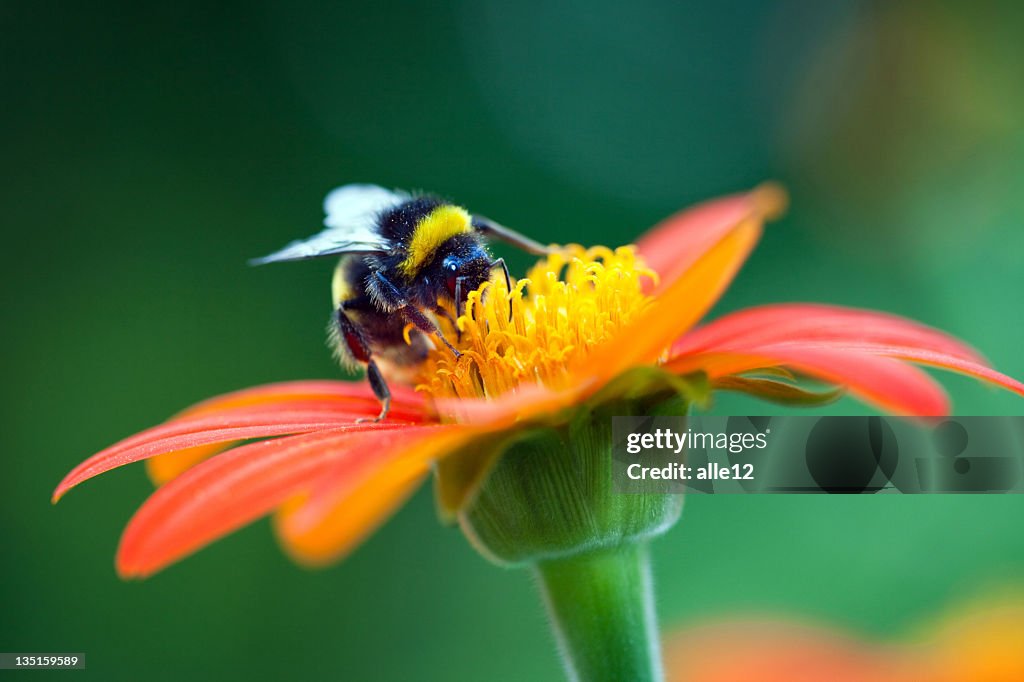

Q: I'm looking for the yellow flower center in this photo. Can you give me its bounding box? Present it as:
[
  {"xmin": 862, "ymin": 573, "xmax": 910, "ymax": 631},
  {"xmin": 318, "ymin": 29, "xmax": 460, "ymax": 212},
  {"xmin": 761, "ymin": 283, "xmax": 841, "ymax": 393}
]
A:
[{"xmin": 417, "ymin": 245, "xmax": 656, "ymax": 400}]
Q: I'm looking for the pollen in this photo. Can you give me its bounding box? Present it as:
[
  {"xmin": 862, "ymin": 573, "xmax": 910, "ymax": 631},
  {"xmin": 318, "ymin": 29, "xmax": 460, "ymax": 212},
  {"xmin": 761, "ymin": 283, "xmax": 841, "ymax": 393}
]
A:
[{"xmin": 417, "ymin": 245, "xmax": 656, "ymax": 401}]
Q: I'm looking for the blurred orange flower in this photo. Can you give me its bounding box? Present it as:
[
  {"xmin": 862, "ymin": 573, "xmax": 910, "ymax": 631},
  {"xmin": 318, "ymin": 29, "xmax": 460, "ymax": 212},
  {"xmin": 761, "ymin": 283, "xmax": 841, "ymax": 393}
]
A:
[
  {"xmin": 54, "ymin": 185, "xmax": 1024, "ymax": 577},
  {"xmin": 664, "ymin": 593, "xmax": 1024, "ymax": 682}
]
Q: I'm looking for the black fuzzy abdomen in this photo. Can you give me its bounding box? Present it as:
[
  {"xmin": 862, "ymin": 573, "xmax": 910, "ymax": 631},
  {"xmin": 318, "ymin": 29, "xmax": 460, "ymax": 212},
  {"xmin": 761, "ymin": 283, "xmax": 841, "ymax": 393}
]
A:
[{"xmin": 351, "ymin": 304, "xmax": 431, "ymax": 369}]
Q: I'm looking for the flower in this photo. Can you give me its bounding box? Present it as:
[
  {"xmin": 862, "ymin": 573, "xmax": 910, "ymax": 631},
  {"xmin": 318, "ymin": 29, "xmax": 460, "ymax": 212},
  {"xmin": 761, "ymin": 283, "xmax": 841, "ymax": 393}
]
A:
[
  {"xmin": 53, "ymin": 184, "xmax": 1024, "ymax": 578},
  {"xmin": 663, "ymin": 592, "xmax": 1024, "ymax": 682}
]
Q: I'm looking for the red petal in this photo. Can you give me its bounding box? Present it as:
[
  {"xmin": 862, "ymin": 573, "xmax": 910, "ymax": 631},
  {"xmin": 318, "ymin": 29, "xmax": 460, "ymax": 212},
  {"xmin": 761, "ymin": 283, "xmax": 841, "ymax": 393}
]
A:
[
  {"xmin": 853, "ymin": 345, "xmax": 1024, "ymax": 398},
  {"xmin": 145, "ymin": 395, "xmax": 429, "ymax": 486},
  {"xmin": 673, "ymin": 304, "xmax": 986, "ymax": 364},
  {"xmin": 668, "ymin": 345, "xmax": 950, "ymax": 416},
  {"xmin": 115, "ymin": 424, "xmax": 433, "ymax": 577},
  {"xmin": 635, "ymin": 183, "xmax": 786, "ymax": 294},
  {"xmin": 53, "ymin": 408, "xmax": 413, "ymax": 502}
]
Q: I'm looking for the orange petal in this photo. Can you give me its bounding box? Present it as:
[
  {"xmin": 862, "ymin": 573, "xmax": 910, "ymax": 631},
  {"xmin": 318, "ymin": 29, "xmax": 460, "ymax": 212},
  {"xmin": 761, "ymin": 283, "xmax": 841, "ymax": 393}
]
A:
[
  {"xmin": 636, "ymin": 183, "xmax": 786, "ymax": 294},
  {"xmin": 146, "ymin": 443, "xmax": 232, "ymax": 485},
  {"xmin": 667, "ymin": 346, "xmax": 950, "ymax": 416},
  {"xmin": 115, "ymin": 424, "xmax": 419, "ymax": 578},
  {"xmin": 577, "ymin": 217, "xmax": 764, "ymax": 389},
  {"xmin": 432, "ymin": 380, "xmax": 592, "ymax": 428},
  {"xmin": 275, "ymin": 475, "xmax": 425, "ymax": 568},
  {"xmin": 930, "ymin": 594, "xmax": 1024, "ymax": 682},
  {"xmin": 274, "ymin": 425, "xmax": 476, "ymax": 566}
]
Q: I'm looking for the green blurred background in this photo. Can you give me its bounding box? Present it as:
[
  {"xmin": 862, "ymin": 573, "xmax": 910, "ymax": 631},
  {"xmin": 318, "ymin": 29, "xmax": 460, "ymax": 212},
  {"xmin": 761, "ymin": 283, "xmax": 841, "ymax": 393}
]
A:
[{"xmin": 3, "ymin": 1, "xmax": 1023, "ymax": 680}]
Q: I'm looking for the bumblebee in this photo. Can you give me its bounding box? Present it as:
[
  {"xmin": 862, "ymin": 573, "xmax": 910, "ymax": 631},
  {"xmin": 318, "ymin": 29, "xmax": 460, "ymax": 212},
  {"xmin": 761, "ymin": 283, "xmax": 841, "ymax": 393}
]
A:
[{"xmin": 252, "ymin": 184, "xmax": 549, "ymax": 420}]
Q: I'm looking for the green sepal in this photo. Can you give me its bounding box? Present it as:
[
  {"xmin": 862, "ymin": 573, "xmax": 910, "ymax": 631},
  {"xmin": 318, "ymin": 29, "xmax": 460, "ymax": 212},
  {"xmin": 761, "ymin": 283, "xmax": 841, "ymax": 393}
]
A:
[
  {"xmin": 433, "ymin": 431, "xmax": 523, "ymax": 524},
  {"xmin": 713, "ymin": 375, "xmax": 845, "ymax": 406},
  {"xmin": 740, "ymin": 366, "xmax": 797, "ymax": 381},
  {"xmin": 433, "ymin": 366, "xmax": 703, "ymax": 528},
  {"xmin": 457, "ymin": 397, "xmax": 686, "ymax": 567},
  {"xmin": 589, "ymin": 364, "xmax": 711, "ymax": 409}
]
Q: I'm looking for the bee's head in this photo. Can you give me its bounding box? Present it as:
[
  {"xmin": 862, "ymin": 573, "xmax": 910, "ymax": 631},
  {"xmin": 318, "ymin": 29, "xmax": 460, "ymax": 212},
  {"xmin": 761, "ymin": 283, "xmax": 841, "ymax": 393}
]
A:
[{"xmin": 419, "ymin": 234, "xmax": 492, "ymax": 307}]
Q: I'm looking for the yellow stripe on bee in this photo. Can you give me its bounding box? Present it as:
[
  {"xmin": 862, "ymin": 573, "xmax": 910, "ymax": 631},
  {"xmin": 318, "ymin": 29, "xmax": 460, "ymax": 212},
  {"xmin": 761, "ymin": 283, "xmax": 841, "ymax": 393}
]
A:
[
  {"xmin": 399, "ymin": 205, "xmax": 472, "ymax": 277},
  {"xmin": 331, "ymin": 259, "xmax": 354, "ymax": 305}
]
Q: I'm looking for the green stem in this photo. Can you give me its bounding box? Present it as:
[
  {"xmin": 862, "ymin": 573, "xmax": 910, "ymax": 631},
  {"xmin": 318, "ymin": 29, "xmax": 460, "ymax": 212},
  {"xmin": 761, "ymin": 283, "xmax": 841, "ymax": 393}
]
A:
[{"xmin": 534, "ymin": 543, "xmax": 663, "ymax": 682}]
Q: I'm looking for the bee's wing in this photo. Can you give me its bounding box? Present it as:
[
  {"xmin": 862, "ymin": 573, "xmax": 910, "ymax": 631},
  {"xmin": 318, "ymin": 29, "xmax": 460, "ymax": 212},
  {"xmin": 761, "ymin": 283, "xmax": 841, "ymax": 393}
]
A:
[{"xmin": 250, "ymin": 184, "xmax": 410, "ymax": 265}]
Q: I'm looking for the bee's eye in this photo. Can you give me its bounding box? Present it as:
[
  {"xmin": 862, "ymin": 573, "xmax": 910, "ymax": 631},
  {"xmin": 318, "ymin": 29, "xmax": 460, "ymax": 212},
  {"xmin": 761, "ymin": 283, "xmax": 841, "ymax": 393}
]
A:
[{"xmin": 443, "ymin": 256, "xmax": 460, "ymax": 297}]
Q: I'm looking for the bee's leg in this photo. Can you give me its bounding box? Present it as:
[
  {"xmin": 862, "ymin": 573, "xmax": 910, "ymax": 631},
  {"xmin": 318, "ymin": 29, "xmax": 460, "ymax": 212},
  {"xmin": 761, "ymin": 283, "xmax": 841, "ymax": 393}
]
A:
[
  {"xmin": 434, "ymin": 305, "xmax": 461, "ymax": 342},
  {"xmin": 435, "ymin": 306, "xmax": 457, "ymax": 327},
  {"xmin": 336, "ymin": 304, "xmax": 391, "ymax": 422},
  {"xmin": 363, "ymin": 362, "xmax": 391, "ymax": 423},
  {"xmin": 404, "ymin": 305, "xmax": 462, "ymax": 358},
  {"xmin": 370, "ymin": 271, "xmax": 461, "ymax": 358}
]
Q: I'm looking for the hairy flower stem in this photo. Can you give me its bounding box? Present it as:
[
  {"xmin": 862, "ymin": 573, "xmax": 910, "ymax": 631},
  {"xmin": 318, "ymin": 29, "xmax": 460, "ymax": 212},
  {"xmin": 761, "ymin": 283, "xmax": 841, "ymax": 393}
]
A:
[{"xmin": 536, "ymin": 543, "xmax": 662, "ymax": 682}]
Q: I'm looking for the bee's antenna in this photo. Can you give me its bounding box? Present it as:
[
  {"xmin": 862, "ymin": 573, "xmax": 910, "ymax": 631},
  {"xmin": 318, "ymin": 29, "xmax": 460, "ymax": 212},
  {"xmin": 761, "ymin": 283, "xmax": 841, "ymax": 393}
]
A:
[
  {"xmin": 473, "ymin": 216, "xmax": 552, "ymax": 256},
  {"xmin": 455, "ymin": 276, "xmax": 466, "ymax": 320},
  {"xmin": 490, "ymin": 258, "xmax": 513, "ymax": 322}
]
